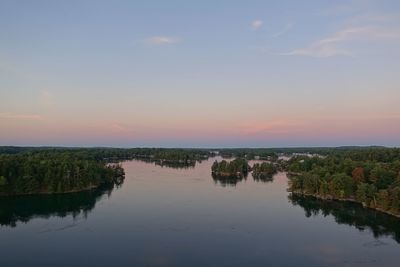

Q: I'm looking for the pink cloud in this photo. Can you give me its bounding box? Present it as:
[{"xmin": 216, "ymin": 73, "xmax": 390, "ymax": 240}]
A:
[{"xmin": 0, "ymin": 113, "xmax": 45, "ymax": 121}]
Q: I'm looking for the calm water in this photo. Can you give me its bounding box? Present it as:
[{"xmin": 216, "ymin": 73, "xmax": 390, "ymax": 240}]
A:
[{"xmin": 1, "ymin": 158, "xmax": 400, "ymax": 267}]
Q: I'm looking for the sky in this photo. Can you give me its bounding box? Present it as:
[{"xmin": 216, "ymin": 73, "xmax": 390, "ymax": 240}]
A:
[{"xmin": 1, "ymin": 0, "xmax": 400, "ymax": 148}]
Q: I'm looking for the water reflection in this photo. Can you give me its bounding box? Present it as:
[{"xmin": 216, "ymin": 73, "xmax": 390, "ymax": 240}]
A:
[
  {"xmin": 212, "ymin": 173, "xmax": 248, "ymax": 187},
  {"xmin": 1, "ymin": 159, "xmax": 400, "ymax": 266},
  {"xmin": 212, "ymin": 172, "xmax": 274, "ymax": 187},
  {"xmin": 252, "ymin": 173, "xmax": 274, "ymax": 183},
  {"xmin": 154, "ymin": 160, "xmax": 196, "ymax": 169},
  {"xmin": 0, "ymin": 184, "xmax": 117, "ymax": 227},
  {"xmin": 289, "ymin": 194, "xmax": 400, "ymax": 243}
]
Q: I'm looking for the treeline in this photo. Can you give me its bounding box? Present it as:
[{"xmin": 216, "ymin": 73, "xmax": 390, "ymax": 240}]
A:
[
  {"xmin": 0, "ymin": 151, "xmax": 125, "ymax": 196},
  {"xmin": 216, "ymin": 146, "xmax": 385, "ymax": 159},
  {"xmin": 211, "ymin": 158, "xmax": 250, "ymax": 177},
  {"xmin": 0, "ymin": 147, "xmax": 212, "ymax": 196},
  {"xmin": 218, "ymin": 149, "xmax": 277, "ymax": 161},
  {"xmin": 1, "ymin": 146, "xmax": 387, "ymax": 161},
  {"xmin": 287, "ymin": 148, "xmax": 400, "ymax": 216},
  {"xmin": 0, "ymin": 147, "xmax": 211, "ymax": 162}
]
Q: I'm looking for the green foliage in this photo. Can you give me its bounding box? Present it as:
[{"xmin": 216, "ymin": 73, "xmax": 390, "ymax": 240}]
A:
[
  {"xmin": 211, "ymin": 158, "xmax": 250, "ymax": 177},
  {"xmin": 252, "ymin": 162, "xmax": 277, "ymax": 180},
  {"xmin": 287, "ymin": 148, "xmax": 400, "ymax": 215},
  {"xmin": 0, "ymin": 151, "xmax": 125, "ymax": 195},
  {"xmin": 217, "ymin": 149, "xmax": 278, "ymax": 161},
  {"xmin": 0, "ymin": 147, "xmax": 214, "ymax": 195}
]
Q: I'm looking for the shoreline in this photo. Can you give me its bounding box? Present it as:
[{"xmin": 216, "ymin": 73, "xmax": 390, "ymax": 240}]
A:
[{"xmin": 290, "ymin": 190, "xmax": 400, "ymax": 219}]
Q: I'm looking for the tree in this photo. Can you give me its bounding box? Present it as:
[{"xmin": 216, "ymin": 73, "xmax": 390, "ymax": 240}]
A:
[
  {"xmin": 351, "ymin": 167, "xmax": 365, "ymax": 184},
  {"xmin": 328, "ymin": 173, "xmax": 353, "ymax": 198},
  {"xmin": 377, "ymin": 190, "xmax": 390, "ymax": 211}
]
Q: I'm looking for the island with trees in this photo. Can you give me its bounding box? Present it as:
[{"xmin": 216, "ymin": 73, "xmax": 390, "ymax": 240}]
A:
[
  {"xmin": 252, "ymin": 162, "xmax": 278, "ymax": 182},
  {"xmin": 211, "ymin": 158, "xmax": 251, "ymax": 178}
]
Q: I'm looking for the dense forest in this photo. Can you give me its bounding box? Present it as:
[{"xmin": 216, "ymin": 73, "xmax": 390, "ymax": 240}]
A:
[
  {"xmin": 287, "ymin": 148, "xmax": 400, "ymax": 216},
  {"xmin": 0, "ymin": 151, "xmax": 125, "ymax": 195}
]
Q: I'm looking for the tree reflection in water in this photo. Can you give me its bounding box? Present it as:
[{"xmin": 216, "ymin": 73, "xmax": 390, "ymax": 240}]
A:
[
  {"xmin": 212, "ymin": 172, "xmax": 275, "ymax": 187},
  {"xmin": 0, "ymin": 183, "xmax": 121, "ymax": 227},
  {"xmin": 212, "ymin": 173, "xmax": 248, "ymax": 187},
  {"xmin": 154, "ymin": 160, "xmax": 196, "ymax": 169},
  {"xmin": 252, "ymin": 173, "xmax": 274, "ymax": 183},
  {"xmin": 289, "ymin": 194, "xmax": 400, "ymax": 243}
]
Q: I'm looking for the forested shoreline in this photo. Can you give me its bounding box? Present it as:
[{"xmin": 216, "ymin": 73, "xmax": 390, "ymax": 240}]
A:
[
  {"xmin": 2, "ymin": 146, "xmax": 400, "ymax": 220},
  {"xmin": 0, "ymin": 147, "xmax": 211, "ymax": 196},
  {"xmin": 286, "ymin": 148, "xmax": 400, "ymax": 217},
  {"xmin": 0, "ymin": 152, "xmax": 125, "ymax": 196}
]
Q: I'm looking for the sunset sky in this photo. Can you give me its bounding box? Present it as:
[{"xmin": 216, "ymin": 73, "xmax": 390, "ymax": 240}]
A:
[{"xmin": 1, "ymin": 0, "xmax": 400, "ymax": 147}]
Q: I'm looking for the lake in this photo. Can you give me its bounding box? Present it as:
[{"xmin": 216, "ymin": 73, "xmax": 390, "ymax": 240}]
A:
[{"xmin": 1, "ymin": 157, "xmax": 399, "ymax": 267}]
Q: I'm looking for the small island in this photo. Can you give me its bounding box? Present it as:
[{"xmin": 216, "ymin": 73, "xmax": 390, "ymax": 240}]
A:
[
  {"xmin": 252, "ymin": 162, "xmax": 277, "ymax": 181},
  {"xmin": 211, "ymin": 158, "xmax": 250, "ymax": 177}
]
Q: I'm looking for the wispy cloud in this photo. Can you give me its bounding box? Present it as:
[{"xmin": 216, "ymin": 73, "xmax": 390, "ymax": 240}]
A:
[
  {"xmin": 0, "ymin": 112, "xmax": 44, "ymax": 121},
  {"xmin": 110, "ymin": 123, "xmax": 136, "ymax": 135},
  {"xmin": 280, "ymin": 26, "xmax": 400, "ymax": 58},
  {"xmin": 145, "ymin": 36, "xmax": 181, "ymax": 45},
  {"xmin": 251, "ymin": 20, "xmax": 263, "ymax": 30},
  {"xmin": 271, "ymin": 22, "xmax": 294, "ymax": 37}
]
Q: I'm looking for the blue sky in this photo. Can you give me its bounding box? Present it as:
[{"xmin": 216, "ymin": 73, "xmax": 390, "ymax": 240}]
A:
[{"xmin": 1, "ymin": 0, "xmax": 400, "ymax": 147}]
